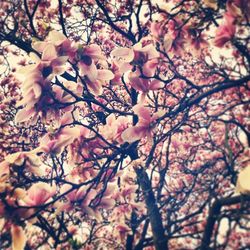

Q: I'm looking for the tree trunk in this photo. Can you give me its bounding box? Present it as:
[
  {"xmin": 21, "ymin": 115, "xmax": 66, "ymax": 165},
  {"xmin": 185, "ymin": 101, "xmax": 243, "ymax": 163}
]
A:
[{"xmin": 135, "ymin": 167, "xmax": 168, "ymax": 250}]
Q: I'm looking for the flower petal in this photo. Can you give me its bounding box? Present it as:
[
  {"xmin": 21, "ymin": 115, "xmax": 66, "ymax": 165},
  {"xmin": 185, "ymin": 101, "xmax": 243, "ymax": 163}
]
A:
[
  {"xmin": 111, "ymin": 48, "xmax": 134, "ymax": 62},
  {"xmin": 42, "ymin": 44, "xmax": 57, "ymax": 61},
  {"xmin": 11, "ymin": 225, "xmax": 27, "ymax": 250},
  {"xmin": 148, "ymin": 79, "xmax": 164, "ymax": 90},
  {"xmin": 133, "ymin": 104, "xmax": 151, "ymax": 121},
  {"xmin": 121, "ymin": 126, "xmax": 146, "ymax": 143},
  {"xmin": 15, "ymin": 108, "xmax": 35, "ymax": 123},
  {"xmin": 236, "ymin": 165, "xmax": 250, "ymax": 194},
  {"xmin": 142, "ymin": 59, "xmax": 158, "ymax": 77},
  {"xmin": 98, "ymin": 70, "xmax": 114, "ymax": 81}
]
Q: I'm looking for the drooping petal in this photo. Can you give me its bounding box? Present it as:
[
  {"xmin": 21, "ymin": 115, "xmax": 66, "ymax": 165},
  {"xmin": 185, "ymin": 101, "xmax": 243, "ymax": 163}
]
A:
[
  {"xmin": 42, "ymin": 44, "xmax": 58, "ymax": 61},
  {"xmin": 79, "ymin": 61, "xmax": 98, "ymax": 82},
  {"xmin": 11, "ymin": 225, "xmax": 27, "ymax": 250},
  {"xmin": 111, "ymin": 48, "xmax": 134, "ymax": 62},
  {"xmin": 17, "ymin": 64, "xmax": 37, "ymax": 75},
  {"xmin": 121, "ymin": 126, "xmax": 146, "ymax": 143},
  {"xmin": 48, "ymin": 30, "xmax": 66, "ymax": 45},
  {"xmin": 97, "ymin": 69, "xmax": 114, "ymax": 81},
  {"xmin": 33, "ymin": 84, "xmax": 42, "ymax": 99},
  {"xmin": 82, "ymin": 206, "xmax": 96, "ymax": 218},
  {"xmin": 118, "ymin": 62, "xmax": 133, "ymax": 74},
  {"xmin": 134, "ymin": 44, "xmax": 159, "ymax": 60},
  {"xmin": 203, "ymin": 0, "xmax": 217, "ymax": 9},
  {"xmin": 150, "ymin": 21, "xmax": 163, "ymax": 40},
  {"xmin": 26, "ymin": 182, "xmax": 56, "ymax": 206},
  {"xmin": 130, "ymin": 75, "xmax": 148, "ymax": 92},
  {"xmin": 53, "ymin": 135, "xmax": 76, "ymax": 154},
  {"xmin": 148, "ymin": 79, "xmax": 164, "ymax": 90},
  {"xmin": 142, "ymin": 59, "xmax": 158, "ymax": 77},
  {"xmin": 99, "ymin": 198, "xmax": 116, "ymax": 209},
  {"xmin": 133, "ymin": 104, "xmax": 151, "ymax": 121},
  {"xmin": 32, "ymin": 41, "xmax": 48, "ymax": 52},
  {"xmin": 15, "ymin": 108, "xmax": 35, "ymax": 123},
  {"xmin": 0, "ymin": 161, "xmax": 10, "ymax": 177},
  {"xmin": 88, "ymin": 80, "xmax": 103, "ymax": 96},
  {"xmin": 84, "ymin": 44, "xmax": 105, "ymax": 60},
  {"xmin": 163, "ymin": 34, "xmax": 173, "ymax": 52},
  {"xmin": 214, "ymin": 12, "xmax": 236, "ymax": 48}
]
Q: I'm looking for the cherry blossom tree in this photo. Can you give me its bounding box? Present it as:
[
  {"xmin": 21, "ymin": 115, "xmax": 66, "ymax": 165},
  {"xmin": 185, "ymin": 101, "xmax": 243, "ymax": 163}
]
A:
[{"xmin": 0, "ymin": 0, "xmax": 250, "ymax": 249}]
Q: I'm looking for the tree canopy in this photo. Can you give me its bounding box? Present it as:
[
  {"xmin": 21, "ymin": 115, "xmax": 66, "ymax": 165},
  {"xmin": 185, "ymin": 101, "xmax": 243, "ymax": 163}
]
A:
[{"xmin": 0, "ymin": 0, "xmax": 250, "ymax": 249}]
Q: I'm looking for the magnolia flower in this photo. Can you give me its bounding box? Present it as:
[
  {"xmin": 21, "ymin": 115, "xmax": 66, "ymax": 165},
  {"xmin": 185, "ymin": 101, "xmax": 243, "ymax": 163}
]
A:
[
  {"xmin": 122, "ymin": 104, "xmax": 163, "ymax": 143},
  {"xmin": 203, "ymin": 0, "xmax": 217, "ymax": 9},
  {"xmin": 33, "ymin": 30, "xmax": 77, "ymax": 60},
  {"xmin": 0, "ymin": 159, "xmax": 10, "ymax": 177},
  {"xmin": 101, "ymin": 114, "xmax": 129, "ymax": 144},
  {"xmin": 3, "ymin": 150, "xmax": 43, "ymax": 175},
  {"xmin": 151, "ymin": 19, "xmax": 186, "ymax": 56},
  {"xmin": 59, "ymin": 184, "xmax": 102, "ymax": 220},
  {"xmin": 19, "ymin": 44, "xmax": 68, "ymax": 81},
  {"xmin": 15, "ymin": 44, "xmax": 68, "ymax": 123},
  {"xmin": 150, "ymin": 21, "xmax": 165, "ymax": 41},
  {"xmin": 20, "ymin": 182, "xmax": 56, "ymax": 206},
  {"xmin": 39, "ymin": 126, "xmax": 80, "ymax": 155},
  {"xmin": 78, "ymin": 44, "xmax": 105, "ymax": 82},
  {"xmin": 128, "ymin": 70, "xmax": 164, "ymax": 101},
  {"xmin": 84, "ymin": 69, "xmax": 114, "ymax": 95},
  {"xmin": 214, "ymin": 12, "xmax": 236, "ymax": 47},
  {"xmin": 110, "ymin": 62, "xmax": 122, "ymax": 85},
  {"xmin": 61, "ymin": 184, "xmax": 97, "ymax": 204},
  {"xmin": 111, "ymin": 41, "xmax": 159, "ymax": 76},
  {"xmin": 115, "ymin": 224, "xmax": 131, "ymax": 242}
]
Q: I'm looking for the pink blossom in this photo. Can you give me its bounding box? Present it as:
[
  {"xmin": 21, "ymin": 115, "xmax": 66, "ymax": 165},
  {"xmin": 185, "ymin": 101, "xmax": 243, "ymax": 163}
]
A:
[
  {"xmin": 214, "ymin": 12, "xmax": 236, "ymax": 47},
  {"xmin": 84, "ymin": 69, "xmax": 114, "ymax": 95},
  {"xmin": 33, "ymin": 30, "xmax": 77, "ymax": 60},
  {"xmin": 101, "ymin": 114, "xmax": 129, "ymax": 144},
  {"xmin": 21, "ymin": 182, "xmax": 56, "ymax": 206},
  {"xmin": 11, "ymin": 224, "xmax": 27, "ymax": 250},
  {"xmin": 122, "ymin": 104, "xmax": 162, "ymax": 143},
  {"xmin": 128, "ymin": 70, "xmax": 164, "ymax": 101},
  {"xmin": 15, "ymin": 44, "xmax": 68, "ymax": 123},
  {"xmin": 111, "ymin": 41, "xmax": 159, "ymax": 76},
  {"xmin": 39, "ymin": 126, "xmax": 80, "ymax": 155},
  {"xmin": 78, "ymin": 44, "xmax": 105, "ymax": 82}
]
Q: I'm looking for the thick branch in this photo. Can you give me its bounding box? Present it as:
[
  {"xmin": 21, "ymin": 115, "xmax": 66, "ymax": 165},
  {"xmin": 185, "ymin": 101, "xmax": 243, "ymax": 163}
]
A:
[
  {"xmin": 201, "ymin": 195, "xmax": 250, "ymax": 250},
  {"xmin": 135, "ymin": 167, "xmax": 168, "ymax": 250}
]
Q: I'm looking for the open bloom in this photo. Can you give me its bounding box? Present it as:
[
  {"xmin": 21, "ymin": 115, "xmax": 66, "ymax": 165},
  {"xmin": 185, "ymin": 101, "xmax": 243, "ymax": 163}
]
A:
[
  {"xmin": 78, "ymin": 44, "xmax": 105, "ymax": 82},
  {"xmin": 101, "ymin": 114, "xmax": 129, "ymax": 144},
  {"xmin": 3, "ymin": 150, "xmax": 43, "ymax": 175},
  {"xmin": 214, "ymin": 12, "xmax": 236, "ymax": 47},
  {"xmin": 84, "ymin": 69, "xmax": 114, "ymax": 95},
  {"xmin": 15, "ymin": 44, "xmax": 68, "ymax": 123},
  {"xmin": 151, "ymin": 19, "xmax": 186, "ymax": 56},
  {"xmin": 122, "ymin": 104, "xmax": 162, "ymax": 143},
  {"xmin": 20, "ymin": 182, "xmax": 56, "ymax": 206},
  {"xmin": 111, "ymin": 41, "xmax": 159, "ymax": 76},
  {"xmin": 33, "ymin": 30, "xmax": 77, "ymax": 60},
  {"xmin": 128, "ymin": 70, "xmax": 164, "ymax": 101},
  {"xmin": 39, "ymin": 126, "xmax": 80, "ymax": 155}
]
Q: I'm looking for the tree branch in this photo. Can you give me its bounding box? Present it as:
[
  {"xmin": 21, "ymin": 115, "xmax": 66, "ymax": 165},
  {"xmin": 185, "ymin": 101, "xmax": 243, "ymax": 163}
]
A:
[{"xmin": 201, "ymin": 195, "xmax": 250, "ymax": 250}]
